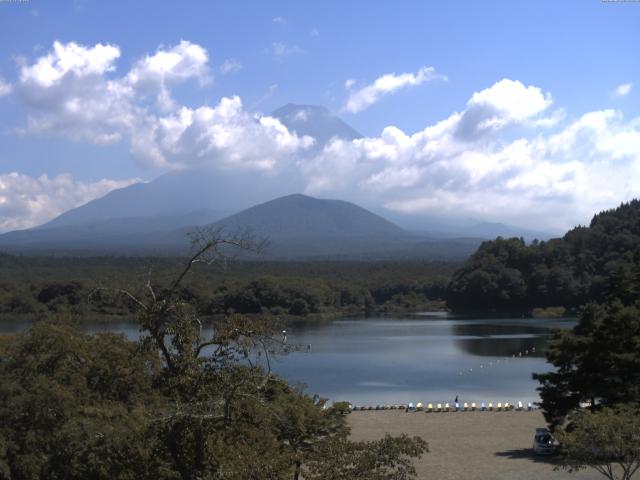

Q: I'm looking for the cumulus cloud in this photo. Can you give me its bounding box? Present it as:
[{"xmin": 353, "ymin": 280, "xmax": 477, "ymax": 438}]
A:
[
  {"xmin": 14, "ymin": 40, "xmax": 312, "ymax": 169},
  {"xmin": 268, "ymin": 42, "xmax": 305, "ymax": 62},
  {"xmin": 144, "ymin": 96, "xmax": 314, "ymax": 170},
  {"xmin": 0, "ymin": 172, "xmax": 138, "ymax": 232},
  {"xmin": 272, "ymin": 16, "xmax": 287, "ymax": 24},
  {"xmin": 344, "ymin": 66, "xmax": 445, "ymax": 113},
  {"xmin": 125, "ymin": 40, "xmax": 211, "ymax": 110},
  {"xmin": 219, "ymin": 58, "xmax": 242, "ymax": 74},
  {"xmin": 454, "ymin": 79, "xmax": 553, "ymax": 140},
  {"xmin": 614, "ymin": 82, "xmax": 632, "ymax": 97},
  {"xmin": 304, "ymin": 79, "xmax": 640, "ymax": 231}
]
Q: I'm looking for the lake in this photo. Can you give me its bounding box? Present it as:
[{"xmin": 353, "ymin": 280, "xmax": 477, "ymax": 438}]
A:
[{"xmin": 1, "ymin": 313, "xmax": 572, "ymax": 406}]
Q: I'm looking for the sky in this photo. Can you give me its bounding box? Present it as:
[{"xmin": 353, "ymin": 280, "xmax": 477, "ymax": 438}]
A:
[{"xmin": 0, "ymin": 0, "xmax": 638, "ymax": 233}]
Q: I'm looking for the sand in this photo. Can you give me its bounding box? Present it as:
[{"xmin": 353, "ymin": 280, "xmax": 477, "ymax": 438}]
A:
[{"xmin": 348, "ymin": 410, "xmax": 606, "ymax": 480}]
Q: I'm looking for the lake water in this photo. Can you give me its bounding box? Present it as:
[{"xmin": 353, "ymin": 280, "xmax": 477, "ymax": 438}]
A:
[{"xmin": 1, "ymin": 313, "xmax": 572, "ymax": 406}]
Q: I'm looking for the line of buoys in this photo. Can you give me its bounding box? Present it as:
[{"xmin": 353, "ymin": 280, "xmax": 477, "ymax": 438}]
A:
[
  {"xmin": 351, "ymin": 401, "xmax": 536, "ymax": 412},
  {"xmin": 457, "ymin": 345, "xmax": 538, "ymax": 377}
]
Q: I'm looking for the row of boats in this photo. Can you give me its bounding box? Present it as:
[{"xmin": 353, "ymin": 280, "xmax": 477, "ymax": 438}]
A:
[{"xmin": 351, "ymin": 401, "xmax": 535, "ymax": 412}]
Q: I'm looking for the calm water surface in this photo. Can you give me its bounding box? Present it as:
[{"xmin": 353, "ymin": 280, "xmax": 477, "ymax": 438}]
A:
[{"xmin": 1, "ymin": 313, "xmax": 573, "ymax": 405}]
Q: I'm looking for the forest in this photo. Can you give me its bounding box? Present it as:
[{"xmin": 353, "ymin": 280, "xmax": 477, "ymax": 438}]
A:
[
  {"xmin": 447, "ymin": 200, "xmax": 640, "ymax": 311},
  {"xmin": 0, "ymin": 255, "xmax": 456, "ymax": 322}
]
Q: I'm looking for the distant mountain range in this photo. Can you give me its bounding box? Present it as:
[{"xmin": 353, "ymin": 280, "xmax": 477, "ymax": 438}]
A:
[
  {"xmin": 0, "ymin": 104, "xmax": 554, "ymax": 258},
  {"xmin": 0, "ymin": 193, "xmax": 484, "ymax": 259}
]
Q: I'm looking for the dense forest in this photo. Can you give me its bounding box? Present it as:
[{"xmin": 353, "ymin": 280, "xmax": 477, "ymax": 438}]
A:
[
  {"xmin": 447, "ymin": 200, "xmax": 640, "ymax": 311},
  {"xmin": 0, "ymin": 255, "xmax": 456, "ymax": 321}
]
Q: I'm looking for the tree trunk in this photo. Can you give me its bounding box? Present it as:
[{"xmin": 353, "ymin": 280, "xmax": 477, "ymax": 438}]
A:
[{"xmin": 293, "ymin": 459, "xmax": 301, "ymax": 480}]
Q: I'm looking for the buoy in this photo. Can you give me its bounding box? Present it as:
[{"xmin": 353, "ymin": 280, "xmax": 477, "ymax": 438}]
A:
[{"xmin": 471, "ymin": 402, "xmax": 477, "ymax": 411}]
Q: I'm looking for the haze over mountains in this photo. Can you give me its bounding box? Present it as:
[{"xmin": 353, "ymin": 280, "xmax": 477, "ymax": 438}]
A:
[{"xmin": 0, "ymin": 104, "xmax": 554, "ymax": 258}]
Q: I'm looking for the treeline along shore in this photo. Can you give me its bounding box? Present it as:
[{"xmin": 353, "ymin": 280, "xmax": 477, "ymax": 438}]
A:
[{"xmin": 0, "ymin": 256, "xmax": 455, "ymax": 322}]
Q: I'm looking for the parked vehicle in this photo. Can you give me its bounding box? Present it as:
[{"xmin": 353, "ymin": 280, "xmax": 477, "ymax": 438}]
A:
[{"xmin": 533, "ymin": 427, "xmax": 557, "ymax": 455}]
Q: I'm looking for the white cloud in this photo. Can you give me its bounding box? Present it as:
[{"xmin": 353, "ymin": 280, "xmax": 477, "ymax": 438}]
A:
[
  {"xmin": 0, "ymin": 77, "xmax": 11, "ymax": 96},
  {"xmin": 19, "ymin": 41, "xmax": 120, "ymax": 88},
  {"xmin": 143, "ymin": 96, "xmax": 314, "ymax": 170},
  {"xmin": 454, "ymin": 79, "xmax": 553, "ymax": 140},
  {"xmin": 614, "ymin": 82, "xmax": 632, "ymax": 97},
  {"xmin": 15, "ymin": 40, "xmax": 312, "ymax": 169},
  {"xmin": 344, "ymin": 66, "xmax": 445, "ymax": 113},
  {"xmin": 272, "ymin": 16, "xmax": 287, "ymax": 24},
  {"xmin": 219, "ymin": 58, "xmax": 242, "ymax": 74},
  {"xmin": 268, "ymin": 42, "xmax": 305, "ymax": 62},
  {"xmin": 310, "ymin": 27, "xmax": 320, "ymax": 37},
  {"xmin": 0, "ymin": 172, "xmax": 138, "ymax": 232},
  {"xmin": 126, "ymin": 40, "xmax": 211, "ymax": 110},
  {"xmin": 304, "ymin": 79, "xmax": 640, "ymax": 231},
  {"xmin": 344, "ymin": 78, "xmax": 356, "ymax": 89}
]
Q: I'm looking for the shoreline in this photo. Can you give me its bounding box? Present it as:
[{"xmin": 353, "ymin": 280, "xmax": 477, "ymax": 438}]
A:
[{"xmin": 348, "ymin": 410, "xmax": 602, "ymax": 480}]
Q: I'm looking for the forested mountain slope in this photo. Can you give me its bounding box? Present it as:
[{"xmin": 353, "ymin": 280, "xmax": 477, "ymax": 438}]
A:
[{"xmin": 447, "ymin": 200, "xmax": 640, "ymax": 310}]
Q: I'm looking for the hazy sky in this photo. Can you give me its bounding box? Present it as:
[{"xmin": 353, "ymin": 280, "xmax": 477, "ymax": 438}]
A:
[{"xmin": 0, "ymin": 0, "xmax": 638, "ymax": 232}]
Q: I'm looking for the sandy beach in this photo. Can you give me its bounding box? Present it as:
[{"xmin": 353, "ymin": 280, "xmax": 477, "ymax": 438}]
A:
[{"xmin": 348, "ymin": 410, "xmax": 604, "ymax": 480}]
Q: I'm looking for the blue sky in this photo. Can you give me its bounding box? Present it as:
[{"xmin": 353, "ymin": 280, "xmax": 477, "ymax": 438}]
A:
[{"xmin": 0, "ymin": 0, "xmax": 638, "ymax": 232}]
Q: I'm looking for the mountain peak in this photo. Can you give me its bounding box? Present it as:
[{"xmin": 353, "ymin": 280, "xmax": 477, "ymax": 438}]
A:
[
  {"xmin": 270, "ymin": 103, "xmax": 362, "ymax": 146},
  {"xmin": 213, "ymin": 193, "xmax": 405, "ymax": 239}
]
